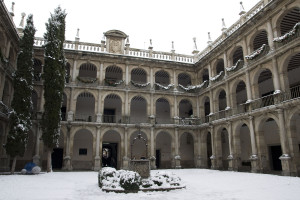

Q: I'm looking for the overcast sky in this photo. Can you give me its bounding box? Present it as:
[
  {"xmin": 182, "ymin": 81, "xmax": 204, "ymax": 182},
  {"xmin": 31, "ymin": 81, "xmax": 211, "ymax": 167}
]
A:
[{"xmin": 5, "ymin": 0, "xmax": 260, "ymax": 54}]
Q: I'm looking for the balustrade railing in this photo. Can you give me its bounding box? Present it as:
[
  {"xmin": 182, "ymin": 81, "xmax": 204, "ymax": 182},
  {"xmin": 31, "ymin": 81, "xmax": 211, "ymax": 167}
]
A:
[{"xmin": 74, "ymin": 113, "xmax": 95, "ymax": 122}]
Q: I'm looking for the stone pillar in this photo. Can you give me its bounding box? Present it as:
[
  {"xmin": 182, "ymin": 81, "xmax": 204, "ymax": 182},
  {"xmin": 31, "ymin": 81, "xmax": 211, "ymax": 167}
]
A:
[
  {"xmin": 277, "ymin": 109, "xmax": 294, "ymax": 176},
  {"xmin": 210, "ymin": 126, "xmax": 217, "ymax": 169},
  {"xmin": 173, "ymin": 69, "xmax": 177, "ymax": 92},
  {"xmin": 33, "ymin": 124, "xmax": 41, "ymax": 166},
  {"xmin": 123, "ymin": 127, "xmax": 129, "ymax": 170},
  {"xmin": 223, "ymin": 51, "xmax": 228, "ymax": 77},
  {"xmin": 96, "ymin": 91, "xmax": 102, "ymax": 123},
  {"xmin": 196, "ymin": 96, "xmax": 200, "ymax": 118},
  {"xmin": 63, "ymin": 124, "xmax": 72, "ymax": 170},
  {"xmin": 242, "ymin": 37, "xmax": 248, "ymax": 65},
  {"xmin": 267, "ymin": 19, "xmax": 275, "ymax": 50},
  {"xmin": 227, "ymin": 121, "xmax": 237, "ymax": 171},
  {"xmin": 99, "ymin": 62, "xmax": 104, "ymax": 85},
  {"xmin": 174, "ymin": 128, "xmax": 181, "ymax": 168},
  {"xmin": 208, "ymin": 63, "xmax": 212, "ymax": 86},
  {"xmin": 94, "ymin": 126, "xmax": 101, "ymax": 171},
  {"xmin": 150, "ymin": 68, "xmax": 154, "ymax": 90},
  {"xmin": 249, "ymin": 116, "xmax": 259, "ymax": 173},
  {"xmin": 150, "ymin": 127, "xmax": 156, "ymax": 169},
  {"xmin": 125, "ymin": 64, "xmax": 129, "ymax": 86},
  {"xmin": 272, "ymin": 58, "xmax": 281, "ymax": 94},
  {"xmin": 124, "ymin": 91, "xmax": 129, "ymax": 123},
  {"xmin": 72, "ymin": 60, "xmax": 77, "ymax": 82},
  {"xmin": 245, "ymin": 70, "xmax": 253, "ymax": 103},
  {"xmin": 225, "ymin": 82, "xmax": 231, "ymax": 110}
]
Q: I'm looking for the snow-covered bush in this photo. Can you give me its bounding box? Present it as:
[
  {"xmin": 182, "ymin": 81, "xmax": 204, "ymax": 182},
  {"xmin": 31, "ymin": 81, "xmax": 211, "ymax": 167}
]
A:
[
  {"xmin": 98, "ymin": 167, "xmax": 118, "ymax": 188},
  {"xmin": 32, "ymin": 166, "xmax": 41, "ymax": 174},
  {"xmin": 150, "ymin": 171, "xmax": 182, "ymax": 188},
  {"xmin": 119, "ymin": 170, "xmax": 141, "ymax": 191},
  {"xmin": 21, "ymin": 169, "xmax": 27, "ymax": 174}
]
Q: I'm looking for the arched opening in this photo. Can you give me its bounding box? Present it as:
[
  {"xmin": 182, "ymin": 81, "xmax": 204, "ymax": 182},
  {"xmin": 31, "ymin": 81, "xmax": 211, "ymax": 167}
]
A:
[
  {"xmin": 178, "ymin": 73, "xmax": 191, "ymax": 87},
  {"xmin": 258, "ymin": 69, "xmax": 274, "ymax": 98},
  {"xmin": 155, "ymin": 70, "xmax": 170, "ymax": 90},
  {"xmin": 52, "ymin": 132, "xmax": 64, "ymax": 169},
  {"xmin": 65, "ymin": 63, "xmax": 71, "ymax": 83},
  {"xmin": 237, "ymin": 124, "xmax": 252, "ymax": 172},
  {"xmin": 232, "ymin": 46, "xmax": 244, "ymax": 64},
  {"xmin": 131, "ymin": 68, "xmax": 147, "ymax": 83},
  {"xmin": 218, "ymin": 90, "xmax": 227, "ymax": 111},
  {"xmin": 260, "ymin": 118, "xmax": 282, "ymax": 172},
  {"xmin": 105, "ymin": 65, "xmax": 123, "ymax": 86},
  {"xmin": 2, "ymin": 80, "xmax": 10, "ymax": 106},
  {"xmin": 103, "ymin": 94, "xmax": 122, "ymax": 123},
  {"xmin": 31, "ymin": 90, "xmax": 38, "ymax": 113},
  {"xmin": 202, "ymin": 68, "xmax": 209, "ymax": 83},
  {"xmin": 236, "ymin": 81, "xmax": 247, "ymax": 105},
  {"xmin": 78, "ymin": 63, "xmax": 97, "ymax": 83},
  {"xmin": 279, "ymin": 8, "xmax": 300, "ymax": 35},
  {"xmin": 130, "ymin": 96, "xmax": 147, "ymax": 123},
  {"xmin": 180, "ymin": 132, "xmax": 194, "ymax": 168},
  {"xmin": 179, "ymin": 99, "xmax": 193, "ymax": 118},
  {"xmin": 204, "ymin": 97, "xmax": 210, "ymax": 121},
  {"xmin": 221, "ymin": 128, "xmax": 230, "ymax": 169},
  {"xmin": 61, "ymin": 93, "xmax": 67, "ymax": 121},
  {"xmin": 156, "ymin": 131, "xmax": 172, "ymax": 169},
  {"xmin": 215, "ymin": 59, "xmax": 224, "ymax": 75},
  {"xmin": 155, "ymin": 98, "xmax": 170, "ymax": 124},
  {"xmin": 253, "ymin": 30, "xmax": 269, "ymax": 51},
  {"xmin": 75, "ymin": 92, "xmax": 95, "ymax": 122},
  {"xmin": 130, "ymin": 131, "xmax": 148, "ymax": 159},
  {"xmin": 72, "ymin": 129, "xmax": 93, "ymax": 170},
  {"xmin": 289, "ymin": 111, "xmax": 300, "ymax": 172},
  {"xmin": 286, "ymin": 53, "xmax": 300, "ymax": 98},
  {"xmin": 102, "ymin": 130, "xmax": 121, "ymax": 169},
  {"xmin": 207, "ymin": 132, "xmax": 212, "ymax": 168},
  {"xmin": 33, "ymin": 58, "xmax": 42, "ymax": 82}
]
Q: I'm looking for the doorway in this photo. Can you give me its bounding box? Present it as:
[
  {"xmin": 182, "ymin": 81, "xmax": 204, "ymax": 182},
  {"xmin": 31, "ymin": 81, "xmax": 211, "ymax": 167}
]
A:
[
  {"xmin": 270, "ymin": 145, "xmax": 282, "ymax": 171},
  {"xmin": 156, "ymin": 149, "xmax": 161, "ymax": 168},
  {"xmin": 102, "ymin": 143, "xmax": 118, "ymax": 168},
  {"xmin": 52, "ymin": 148, "xmax": 63, "ymax": 169}
]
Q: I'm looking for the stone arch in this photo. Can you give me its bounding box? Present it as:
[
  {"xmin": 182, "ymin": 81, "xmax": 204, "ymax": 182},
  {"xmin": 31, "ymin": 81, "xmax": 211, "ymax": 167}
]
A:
[
  {"xmin": 281, "ymin": 52, "xmax": 300, "ymax": 95},
  {"xmin": 75, "ymin": 92, "xmax": 95, "ymax": 122},
  {"xmin": 102, "ymin": 130, "xmax": 122, "ymax": 169},
  {"xmin": 72, "ymin": 129, "xmax": 94, "ymax": 170},
  {"xmin": 179, "ymin": 99, "xmax": 193, "ymax": 118},
  {"xmin": 103, "ymin": 94, "xmax": 123, "ymax": 123},
  {"xmin": 199, "ymin": 95, "xmax": 210, "ymax": 119},
  {"xmin": 212, "ymin": 59, "xmax": 225, "ymax": 76},
  {"xmin": 130, "ymin": 67, "xmax": 148, "ymax": 83},
  {"xmin": 249, "ymin": 29, "xmax": 269, "ymax": 52},
  {"xmin": 78, "ymin": 62, "xmax": 97, "ymax": 79},
  {"xmin": 201, "ymin": 67, "xmax": 209, "ymax": 83},
  {"xmin": 252, "ymin": 67, "xmax": 274, "ymax": 99},
  {"xmin": 255, "ymin": 116, "xmax": 282, "ymax": 172},
  {"xmin": 156, "ymin": 131, "xmax": 173, "ymax": 169},
  {"xmin": 276, "ymin": 7, "xmax": 300, "ymax": 36},
  {"xmin": 104, "ymin": 65, "xmax": 123, "ymax": 85},
  {"xmin": 130, "ymin": 95, "xmax": 148, "ymax": 123},
  {"xmin": 233, "ymin": 121, "xmax": 252, "ymax": 172},
  {"xmin": 233, "ymin": 80, "xmax": 247, "ymax": 106},
  {"xmin": 155, "ymin": 97, "xmax": 171, "ymax": 124},
  {"xmin": 228, "ymin": 45, "xmax": 244, "ymax": 66},
  {"xmin": 215, "ymin": 126, "xmax": 230, "ymax": 169},
  {"xmin": 178, "ymin": 72, "xmax": 192, "ymax": 87},
  {"xmin": 154, "ymin": 69, "xmax": 171, "ymax": 86},
  {"xmin": 179, "ymin": 132, "xmax": 195, "ymax": 168}
]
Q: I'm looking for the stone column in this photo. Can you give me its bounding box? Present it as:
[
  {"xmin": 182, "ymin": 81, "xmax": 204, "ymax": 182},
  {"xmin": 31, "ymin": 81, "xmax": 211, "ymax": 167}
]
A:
[
  {"xmin": 125, "ymin": 91, "xmax": 129, "ymax": 123},
  {"xmin": 277, "ymin": 109, "xmax": 293, "ymax": 176},
  {"xmin": 99, "ymin": 62, "xmax": 104, "ymax": 85},
  {"xmin": 209, "ymin": 126, "xmax": 217, "ymax": 169},
  {"xmin": 267, "ymin": 19, "xmax": 275, "ymax": 50},
  {"xmin": 227, "ymin": 121, "xmax": 239, "ymax": 171},
  {"xmin": 223, "ymin": 51, "xmax": 228, "ymax": 77},
  {"xmin": 242, "ymin": 37, "xmax": 248, "ymax": 65},
  {"xmin": 174, "ymin": 95, "xmax": 178, "ymax": 124},
  {"xmin": 150, "ymin": 68, "xmax": 154, "ymax": 90},
  {"xmin": 33, "ymin": 124, "xmax": 41, "ymax": 166},
  {"xmin": 225, "ymin": 81, "xmax": 231, "ymax": 110},
  {"xmin": 150, "ymin": 127, "xmax": 156, "ymax": 169},
  {"xmin": 272, "ymin": 58, "xmax": 281, "ymax": 94},
  {"xmin": 208, "ymin": 63, "xmax": 212, "ymax": 86},
  {"xmin": 72, "ymin": 60, "xmax": 77, "ymax": 82},
  {"xmin": 174, "ymin": 128, "xmax": 181, "ymax": 168},
  {"xmin": 94, "ymin": 126, "xmax": 101, "ymax": 171},
  {"xmin": 249, "ymin": 116, "xmax": 259, "ymax": 173},
  {"xmin": 63, "ymin": 124, "xmax": 72, "ymax": 170},
  {"xmin": 96, "ymin": 91, "xmax": 102, "ymax": 123},
  {"xmin": 196, "ymin": 96, "xmax": 200, "ymax": 118},
  {"xmin": 245, "ymin": 70, "xmax": 253, "ymax": 103},
  {"xmin": 173, "ymin": 69, "xmax": 177, "ymax": 92},
  {"xmin": 123, "ymin": 127, "xmax": 129, "ymax": 170},
  {"xmin": 125, "ymin": 64, "xmax": 129, "ymax": 86}
]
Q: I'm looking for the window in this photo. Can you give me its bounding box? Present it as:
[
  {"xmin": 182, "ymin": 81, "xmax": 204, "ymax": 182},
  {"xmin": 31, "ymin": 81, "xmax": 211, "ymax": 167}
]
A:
[{"xmin": 79, "ymin": 148, "xmax": 87, "ymax": 155}]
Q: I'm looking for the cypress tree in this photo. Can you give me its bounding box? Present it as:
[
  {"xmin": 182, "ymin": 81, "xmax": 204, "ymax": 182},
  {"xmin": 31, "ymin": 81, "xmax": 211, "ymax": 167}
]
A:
[
  {"xmin": 41, "ymin": 6, "xmax": 66, "ymax": 172},
  {"xmin": 5, "ymin": 15, "xmax": 36, "ymax": 174}
]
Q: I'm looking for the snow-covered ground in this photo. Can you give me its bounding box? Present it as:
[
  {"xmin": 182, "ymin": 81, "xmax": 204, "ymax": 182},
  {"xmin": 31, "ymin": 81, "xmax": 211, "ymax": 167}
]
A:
[{"xmin": 1, "ymin": 169, "xmax": 300, "ymax": 200}]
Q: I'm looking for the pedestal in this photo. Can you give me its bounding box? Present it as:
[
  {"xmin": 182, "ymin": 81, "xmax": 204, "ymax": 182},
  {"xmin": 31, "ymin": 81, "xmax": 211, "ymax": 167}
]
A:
[
  {"xmin": 122, "ymin": 156, "xmax": 130, "ymax": 170},
  {"xmin": 250, "ymin": 154, "xmax": 259, "ymax": 173},
  {"xmin": 129, "ymin": 160, "xmax": 150, "ymax": 178},
  {"xmin": 63, "ymin": 156, "xmax": 72, "ymax": 171},
  {"xmin": 280, "ymin": 154, "xmax": 296, "ymax": 176},
  {"xmin": 94, "ymin": 156, "xmax": 101, "ymax": 171}
]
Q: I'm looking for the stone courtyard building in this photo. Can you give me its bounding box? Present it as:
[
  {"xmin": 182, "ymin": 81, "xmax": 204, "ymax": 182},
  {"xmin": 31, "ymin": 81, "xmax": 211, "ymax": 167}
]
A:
[{"xmin": 1, "ymin": 0, "xmax": 300, "ymax": 176}]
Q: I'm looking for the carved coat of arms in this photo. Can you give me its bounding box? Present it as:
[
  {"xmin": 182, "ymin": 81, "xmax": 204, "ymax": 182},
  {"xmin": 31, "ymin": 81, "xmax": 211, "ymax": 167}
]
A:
[{"xmin": 110, "ymin": 39, "xmax": 121, "ymax": 53}]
